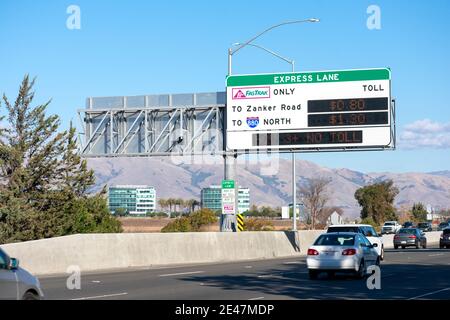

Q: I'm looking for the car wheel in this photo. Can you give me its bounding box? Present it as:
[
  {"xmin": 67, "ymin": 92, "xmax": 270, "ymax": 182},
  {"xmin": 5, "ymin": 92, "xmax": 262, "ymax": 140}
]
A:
[
  {"xmin": 440, "ymin": 244, "xmax": 444, "ymax": 249},
  {"xmin": 22, "ymin": 291, "xmax": 40, "ymax": 300},
  {"xmin": 375, "ymin": 257, "xmax": 381, "ymax": 266},
  {"xmin": 355, "ymin": 260, "xmax": 365, "ymax": 279},
  {"xmin": 308, "ymin": 270, "xmax": 318, "ymax": 280},
  {"xmin": 380, "ymin": 246, "xmax": 384, "ymax": 261},
  {"xmin": 422, "ymin": 242, "xmax": 427, "ymax": 249},
  {"xmin": 416, "ymin": 243, "xmax": 420, "ymax": 249},
  {"xmin": 394, "ymin": 245, "xmax": 398, "ymax": 249},
  {"xmin": 401, "ymin": 246, "xmax": 406, "ymax": 249}
]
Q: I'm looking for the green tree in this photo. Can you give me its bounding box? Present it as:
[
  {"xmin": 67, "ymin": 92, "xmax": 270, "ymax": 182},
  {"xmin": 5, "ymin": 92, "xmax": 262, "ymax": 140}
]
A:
[
  {"xmin": 0, "ymin": 75, "xmax": 121, "ymax": 243},
  {"xmin": 354, "ymin": 180, "xmax": 399, "ymax": 226},
  {"xmin": 411, "ymin": 203, "xmax": 427, "ymax": 222},
  {"xmin": 114, "ymin": 208, "xmax": 127, "ymax": 217}
]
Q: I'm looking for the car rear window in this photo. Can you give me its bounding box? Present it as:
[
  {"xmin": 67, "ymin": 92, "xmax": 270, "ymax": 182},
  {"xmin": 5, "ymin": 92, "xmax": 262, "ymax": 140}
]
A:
[
  {"xmin": 398, "ymin": 228, "xmax": 416, "ymax": 234},
  {"xmin": 443, "ymin": 229, "xmax": 450, "ymax": 235},
  {"xmin": 327, "ymin": 227, "xmax": 359, "ymax": 233},
  {"xmin": 439, "ymin": 223, "xmax": 448, "ymax": 227},
  {"xmin": 314, "ymin": 234, "xmax": 355, "ymax": 246}
]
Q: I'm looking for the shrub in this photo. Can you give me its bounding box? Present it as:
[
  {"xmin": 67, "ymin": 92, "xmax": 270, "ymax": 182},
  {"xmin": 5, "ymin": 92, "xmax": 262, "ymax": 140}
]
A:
[
  {"xmin": 161, "ymin": 208, "xmax": 217, "ymax": 233},
  {"xmin": 161, "ymin": 217, "xmax": 192, "ymax": 233},
  {"xmin": 360, "ymin": 217, "xmax": 378, "ymax": 229},
  {"xmin": 244, "ymin": 218, "xmax": 274, "ymax": 231},
  {"xmin": 190, "ymin": 209, "xmax": 217, "ymax": 231}
]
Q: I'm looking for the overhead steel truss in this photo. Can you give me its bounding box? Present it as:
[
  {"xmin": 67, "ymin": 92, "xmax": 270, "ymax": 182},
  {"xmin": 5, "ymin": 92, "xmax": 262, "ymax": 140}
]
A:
[
  {"xmin": 78, "ymin": 92, "xmax": 225, "ymax": 158},
  {"xmin": 78, "ymin": 93, "xmax": 396, "ymax": 157}
]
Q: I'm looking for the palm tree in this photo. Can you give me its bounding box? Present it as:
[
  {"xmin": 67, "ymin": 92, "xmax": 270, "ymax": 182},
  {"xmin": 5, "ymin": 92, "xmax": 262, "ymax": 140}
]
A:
[{"xmin": 158, "ymin": 198, "xmax": 167, "ymax": 212}]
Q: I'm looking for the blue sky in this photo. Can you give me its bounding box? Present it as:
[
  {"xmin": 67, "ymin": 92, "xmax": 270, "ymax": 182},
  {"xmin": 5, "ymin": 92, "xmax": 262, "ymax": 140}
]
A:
[{"xmin": 1, "ymin": 0, "xmax": 449, "ymax": 173}]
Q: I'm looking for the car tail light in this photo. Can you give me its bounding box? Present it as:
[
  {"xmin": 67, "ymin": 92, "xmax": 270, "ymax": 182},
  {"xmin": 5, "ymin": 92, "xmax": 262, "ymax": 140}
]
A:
[
  {"xmin": 307, "ymin": 249, "xmax": 319, "ymax": 256},
  {"xmin": 394, "ymin": 235, "xmax": 400, "ymax": 240},
  {"xmin": 408, "ymin": 235, "xmax": 416, "ymax": 239},
  {"xmin": 342, "ymin": 249, "xmax": 357, "ymax": 256}
]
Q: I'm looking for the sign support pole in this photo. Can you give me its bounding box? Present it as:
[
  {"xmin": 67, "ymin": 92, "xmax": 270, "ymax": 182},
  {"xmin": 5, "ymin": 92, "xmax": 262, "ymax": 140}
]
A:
[{"xmin": 292, "ymin": 151, "xmax": 297, "ymax": 231}]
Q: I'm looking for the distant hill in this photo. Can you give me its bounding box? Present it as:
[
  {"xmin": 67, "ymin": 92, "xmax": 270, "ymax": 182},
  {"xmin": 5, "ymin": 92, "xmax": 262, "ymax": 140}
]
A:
[{"xmin": 87, "ymin": 157, "xmax": 450, "ymax": 219}]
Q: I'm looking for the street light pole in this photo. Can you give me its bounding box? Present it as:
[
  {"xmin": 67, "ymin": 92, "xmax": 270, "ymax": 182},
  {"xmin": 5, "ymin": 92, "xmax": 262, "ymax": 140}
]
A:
[
  {"xmin": 224, "ymin": 18, "xmax": 320, "ymax": 232},
  {"xmin": 228, "ymin": 18, "xmax": 319, "ymax": 75},
  {"xmin": 231, "ymin": 42, "xmax": 297, "ymax": 231}
]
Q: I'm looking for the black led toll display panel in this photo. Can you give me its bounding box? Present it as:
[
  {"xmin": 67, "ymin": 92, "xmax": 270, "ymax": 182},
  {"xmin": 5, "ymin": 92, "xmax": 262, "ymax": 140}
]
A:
[
  {"xmin": 253, "ymin": 131, "xmax": 363, "ymax": 147},
  {"xmin": 308, "ymin": 112, "xmax": 389, "ymax": 127},
  {"xmin": 308, "ymin": 97, "xmax": 389, "ymax": 113}
]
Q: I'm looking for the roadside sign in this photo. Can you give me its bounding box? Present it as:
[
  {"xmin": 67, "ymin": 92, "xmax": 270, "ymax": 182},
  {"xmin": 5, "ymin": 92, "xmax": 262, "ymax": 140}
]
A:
[
  {"xmin": 222, "ymin": 180, "xmax": 236, "ymax": 215},
  {"xmin": 237, "ymin": 214, "xmax": 245, "ymax": 232},
  {"xmin": 226, "ymin": 68, "xmax": 393, "ymax": 151}
]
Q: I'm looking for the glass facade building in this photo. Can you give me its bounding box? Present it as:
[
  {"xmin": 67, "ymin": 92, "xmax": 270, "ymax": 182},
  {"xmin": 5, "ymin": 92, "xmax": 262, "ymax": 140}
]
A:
[
  {"xmin": 201, "ymin": 186, "xmax": 250, "ymax": 214},
  {"xmin": 108, "ymin": 185, "xmax": 156, "ymax": 215}
]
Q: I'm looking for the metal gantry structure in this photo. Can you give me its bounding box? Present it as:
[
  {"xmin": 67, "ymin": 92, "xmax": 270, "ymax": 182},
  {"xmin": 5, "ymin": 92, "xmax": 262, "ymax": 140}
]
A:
[{"xmin": 78, "ymin": 92, "xmax": 226, "ymax": 158}]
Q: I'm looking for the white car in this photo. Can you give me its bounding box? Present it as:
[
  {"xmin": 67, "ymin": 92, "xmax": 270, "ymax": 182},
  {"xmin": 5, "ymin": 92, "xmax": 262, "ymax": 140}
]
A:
[
  {"xmin": 327, "ymin": 224, "xmax": 384, "ymax": 260},
  {"xmin": 381, "ymin": 221, "xmax": 402, "ymax": 234},
  {"xmin": 0, "ymin": 248, "xmax": 44, "ymax": 300},
  {"xmin": 306, "ymin": 232, "xmax": 380, "ymax": 279}
]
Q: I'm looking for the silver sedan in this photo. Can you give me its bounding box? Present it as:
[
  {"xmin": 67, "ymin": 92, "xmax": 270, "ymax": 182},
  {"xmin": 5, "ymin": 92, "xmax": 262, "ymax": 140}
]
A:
[
  {"xmin": 0, "ymin": 248, "xmax": 44, "ymax": 300},
  {"xmin": 306, "ymin": 232, "xmax": 380, "ymax": 279}
]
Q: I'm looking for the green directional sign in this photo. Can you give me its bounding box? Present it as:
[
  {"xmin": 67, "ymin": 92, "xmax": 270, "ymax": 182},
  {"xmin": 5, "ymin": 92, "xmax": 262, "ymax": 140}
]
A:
[
  {"xmin": 226, "ymin": 68, "xmax": 391, "ymax": 86},
  {"xmin": 222, "ymin": 180, "xmax": 235, "ymax": 189}
]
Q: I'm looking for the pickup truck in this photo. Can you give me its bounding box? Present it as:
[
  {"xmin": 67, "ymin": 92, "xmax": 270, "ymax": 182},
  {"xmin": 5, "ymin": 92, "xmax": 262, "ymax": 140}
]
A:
[{"xmin": 381, "ymin": 221, "xmax": 402, "ymax": 234}]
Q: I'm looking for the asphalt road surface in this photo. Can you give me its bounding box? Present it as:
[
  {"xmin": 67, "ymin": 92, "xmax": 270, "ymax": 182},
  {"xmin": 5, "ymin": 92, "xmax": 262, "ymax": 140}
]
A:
[{"xmin": 40, "ymin": 244, "xmax": 450, "ymax": 300}]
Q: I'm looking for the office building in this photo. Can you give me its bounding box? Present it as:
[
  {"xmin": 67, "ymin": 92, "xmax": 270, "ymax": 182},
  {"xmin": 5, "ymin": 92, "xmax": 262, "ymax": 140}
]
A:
[{"xmin": 108, "ymin": 185, "xmax": 156, "ymax": 215}]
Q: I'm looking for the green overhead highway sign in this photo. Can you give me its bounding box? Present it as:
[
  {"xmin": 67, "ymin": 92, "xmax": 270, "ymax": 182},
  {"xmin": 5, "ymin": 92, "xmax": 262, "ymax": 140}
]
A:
[{"xmin": 226, "ymin": 67, "xmax": 394, "ymax": 152}]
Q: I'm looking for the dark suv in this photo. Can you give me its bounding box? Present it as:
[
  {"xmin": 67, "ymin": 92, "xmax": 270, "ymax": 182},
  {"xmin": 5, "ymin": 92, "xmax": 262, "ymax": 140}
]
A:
[
  {"xmin": 440, "ymin": 228, "xmax": 450, "ymax": 249},
  {"xmin": 403, "ymin": 221, "xmax": 415, "ymax": 228},
  {"xmin": 417, "ymin": 222, "xmax": 433, "ymax": 232}
]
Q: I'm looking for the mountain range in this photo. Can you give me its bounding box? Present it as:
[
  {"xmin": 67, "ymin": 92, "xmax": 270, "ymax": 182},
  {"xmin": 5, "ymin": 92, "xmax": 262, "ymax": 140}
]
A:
[{"xmin": 87, "ymin": 157, "xmax": 450, "ymax": 219}]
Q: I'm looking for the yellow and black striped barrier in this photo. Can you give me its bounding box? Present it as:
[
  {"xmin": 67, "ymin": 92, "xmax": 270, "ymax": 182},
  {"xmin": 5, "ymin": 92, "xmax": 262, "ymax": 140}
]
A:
[{"xmin": 237, "ymin": 214, "xmax": 245, "ymax": 232}]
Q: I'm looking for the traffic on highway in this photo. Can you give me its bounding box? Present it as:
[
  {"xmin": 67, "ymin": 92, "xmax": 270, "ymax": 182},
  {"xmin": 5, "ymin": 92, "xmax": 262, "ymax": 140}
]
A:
[{"xmin": 1, "ymin": 222, "xmax": 449, "ymax": 300}]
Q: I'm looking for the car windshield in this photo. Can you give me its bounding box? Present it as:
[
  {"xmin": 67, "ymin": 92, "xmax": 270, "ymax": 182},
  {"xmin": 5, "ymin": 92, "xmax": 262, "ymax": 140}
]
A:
[
  {"xmin": 418, "ymin": 223, "xmax": 428, "ymax": 227},
  {"xmin": 314, "ymin": 234, "xmax": 355, "ymax": 246},
  {"xmin": 398, "ymin": 228, "xmax": 416, "ymax": 234},
  {"xmin": 443, "ymin": 229, "xmax": 450, "ymax": 235},
  {"xmin": 384, "ymin": 222, "xmax": 395, "ymax": 226},
  {"xmin": 328, "ymin": 227, "xmax": 358, "ymax": 233},
  {"xmin": 439, "ymin": 223, "xmax": 448, "ymax": 227}
]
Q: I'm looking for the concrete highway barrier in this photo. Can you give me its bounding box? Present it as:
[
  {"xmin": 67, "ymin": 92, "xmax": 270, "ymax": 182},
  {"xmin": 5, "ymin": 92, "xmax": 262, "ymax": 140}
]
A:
[
  {"xmin": 1, "ymin": 231, "xmax": 323, "ymax": 276},
  {"xmin": 0, "ymin": 230, "xmax": 442, "ymax": 276}
]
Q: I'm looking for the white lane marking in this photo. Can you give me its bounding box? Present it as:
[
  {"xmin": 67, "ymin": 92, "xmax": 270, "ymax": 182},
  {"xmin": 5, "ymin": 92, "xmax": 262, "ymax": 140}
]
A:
[
  {"xmin": 159, "ymin": 271, "xmax": 204, "ymax": 277},
  {"xmin": 257, "ymin": 274, "xmax": 275, "ymax": 278},
  {"xmin": 245, "ymin": 266, "xmax": 253, "ymax": 269},
  {"xmin": 428, "ymin": 253, "xmax": 444, "ymax": 257},
  {"xmin": 91, "ymin": 280, "xmax": 101, "ymax": 283},
  {"xmin": 283, "ymin": 261, "xmax": 303, "ymax": 265},
  {"xmin": 248, "ymin": 296, "xmax": 265, "ymax": 300},
  {"xmin": 72, "ymin": 292, "xmax": 128, "ymax": 300},
  {"xmin": 408, "ymin": 288, "xmax": 450, "ymax": 300}
]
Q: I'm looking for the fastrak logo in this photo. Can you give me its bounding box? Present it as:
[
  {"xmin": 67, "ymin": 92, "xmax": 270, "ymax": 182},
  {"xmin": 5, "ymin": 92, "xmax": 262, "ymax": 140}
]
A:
[{"xmin": 232, "ymin": 87, "xmax": 270, "ymax": 100}]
